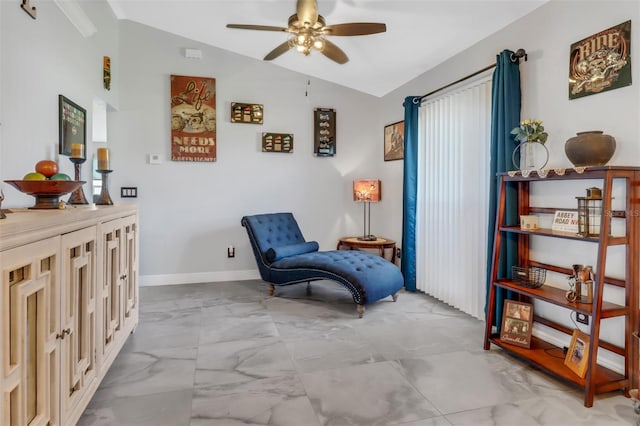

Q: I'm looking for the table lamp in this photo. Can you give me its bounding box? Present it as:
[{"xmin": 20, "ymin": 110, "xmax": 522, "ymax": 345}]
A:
[{"xmin": 353, "ymin": 179, "xmax": 381, "ymax": 241}]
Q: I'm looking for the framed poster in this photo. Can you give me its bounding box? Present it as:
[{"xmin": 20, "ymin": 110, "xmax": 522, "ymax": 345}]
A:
[
  {"xmin": 314, "ymin": 108, "xmax": 336, "ymax": 156},
  {"xmin": 564, "ymin": 329, "xmax": 590, "ymax": 378},
  {"xmin": 58, "ymin": 95, "xmax": 86, "ymax": 157},
  {"xmin": 262, "ymin": 133, "xmax": 293, "ymax": 153},
  {"xmin": 500, "ymin": 300, "xmax": 533, "ymax": 348},
  {"xmin": 384, "ymin": 120, "xmax": 404, "ymax": 161},
  {"xmin": 170, "ymin": 75, "xmax": 216, "ymax": 162},
  {"xmin": 231, "ymin": 102, "xmax": 263, "ymax": 124},
  {"xmin": 569, "ymin": 20, "xmax": 631, "ymax": 99}
]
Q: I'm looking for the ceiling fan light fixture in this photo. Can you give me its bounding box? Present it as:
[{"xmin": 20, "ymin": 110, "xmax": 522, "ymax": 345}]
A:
[{"xmin": 227, "ymin": 0, "xmax": 386, "ymax": 64}]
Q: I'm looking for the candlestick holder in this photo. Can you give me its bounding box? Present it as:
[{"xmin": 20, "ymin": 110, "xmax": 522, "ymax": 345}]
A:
[
  {"xmin": 95, "ymin": 169, "xmax": 113, "ymax": 205},
  {"xmin": 68, "ymin": 157, "xmax": 89, "ymax": 205}
]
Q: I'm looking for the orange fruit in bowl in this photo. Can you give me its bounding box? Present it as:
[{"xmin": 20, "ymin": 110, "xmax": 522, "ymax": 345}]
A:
[{"xmin": 35, "ymin": 160, "xmax": 59, "ymax": 178}]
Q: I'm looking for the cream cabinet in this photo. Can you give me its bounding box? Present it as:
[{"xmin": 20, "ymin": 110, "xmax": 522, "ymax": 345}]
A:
[
  {"xmin": 0, "ymin": 205, "xmax": 138, "ymax": 426},
  {"xmin": 96, "ymin": 215, "xmax": 138, "ymax": 372}
]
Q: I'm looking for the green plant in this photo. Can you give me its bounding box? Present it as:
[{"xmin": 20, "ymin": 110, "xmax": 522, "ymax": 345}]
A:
[{"xmin": 511, "ymin": 119, "xmax": 549, "ymax": 144}]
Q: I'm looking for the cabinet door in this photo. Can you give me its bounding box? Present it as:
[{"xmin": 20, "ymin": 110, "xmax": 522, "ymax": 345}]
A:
[
  {"xmin": 59, "ymin": 226, "xmax": 97, "ymax": 424},
  {"xmin": 120, "ymin": 216, "xmax": 138, "ymax": 332},
  {"xmin": 96, "ymin": 219, "xmax": 123, "ymax": 370},
  {"xmin": 0, "ymin": 236, "xmax": 60, "ymax": 426}
]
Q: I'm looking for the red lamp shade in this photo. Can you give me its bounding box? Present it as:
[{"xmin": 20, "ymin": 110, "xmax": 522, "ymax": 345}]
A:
[{"xmin": 353, "ymin": 179, "xmax": 381, "ymax": 203}]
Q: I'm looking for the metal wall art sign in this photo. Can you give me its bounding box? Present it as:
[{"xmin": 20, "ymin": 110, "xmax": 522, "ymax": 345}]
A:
[
  {"xmin": 569, "ymin": 20, "xmax": 631, "ymax": 100},
  {"xmin": 170, "ymin": 75, "xmax": 216, "ymax": 162}
]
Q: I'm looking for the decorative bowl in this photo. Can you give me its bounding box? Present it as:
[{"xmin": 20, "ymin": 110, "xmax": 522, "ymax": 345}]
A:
[{"xmin": 4, "ymin": 180, "xmax": 86, "ymax": 209}]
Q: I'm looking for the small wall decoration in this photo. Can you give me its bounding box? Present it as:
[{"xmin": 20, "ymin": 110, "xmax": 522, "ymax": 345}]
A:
[
  {"xmin": 58, "ymin": 95, "xmax": 86, "ymax": 157},
  {"xmin": 564, "ymin": 329, "xmax": 590, "ymax": 378},
  {"xmin": 500, "ymin": 300, "xmax": 533, "ymax": 348},
  {"xmin": 384, "ymin": 120, "xmax": 404, "ymax": 161},
  {"xmin": 262, "ymin": 133, "xmax": 293, "ymax": 153},
  {"xmin": 21, "ymin": 0, "xmax": 36, "ymax": 19},
  {"xmin": 231, "ymin": 102, "xmax": 263, "ymax": 124},
  {"xmin": 103, "ymin": 56, "xmax": 111, "ymax": 91},
  {"xmin": 314, "ymin": 108, "xmax": 336, "ymax": 156},
  {"xmin": 569, "ymin": 20, "xmax": 631, "ymax": 99},
  {"xmin": 170, "ymin": 75, "xmax": 216, "ymax": 162}
]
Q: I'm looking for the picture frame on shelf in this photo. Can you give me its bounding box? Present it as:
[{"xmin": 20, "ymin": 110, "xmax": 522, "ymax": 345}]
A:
[
  {"xmin": 565, "ymin": 329, "xmax": 590, "ymax": 378},
  {"xmin": 231, "ymin": 102, "xmax": 263, "ymax": 124},
  {"xmin": 384, "ymin": 120, "xmax": 404, "ymax": 161},
  {"xmin": 58, "ymin": 95, "xmax": 87, "ymax": 157},
  {"xmin": 500, "ymin": 300, "xmax": 533, "ymax": 348}
]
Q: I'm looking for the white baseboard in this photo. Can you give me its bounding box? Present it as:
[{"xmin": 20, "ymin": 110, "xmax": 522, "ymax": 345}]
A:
[
  {"xmin": 140, "ymin": 269, "xmax": 261, "ymax": 287},
  {"xmin": 533, "ymin": 327, "xmax": 623, "ymax": 375}
]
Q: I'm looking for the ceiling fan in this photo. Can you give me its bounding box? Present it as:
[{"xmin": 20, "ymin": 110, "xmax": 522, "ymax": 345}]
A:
[{"xmin": 226, "ymin": 0, "xmax": 386, "ymax": 64}]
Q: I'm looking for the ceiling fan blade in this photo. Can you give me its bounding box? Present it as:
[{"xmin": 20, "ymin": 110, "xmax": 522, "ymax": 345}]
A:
[
  {"xmin": 296, "ymin": 0, "xmax": 318, "ymax": 27},
  {"xmin": 321, "ymin": 39, "xmax": 348, "ymax": 64},
  {"xmin": 264, "ymin": 41, "xmax": 293, "ymax": 61},
  {"xmin": 322, "ymin": 23, "xmax": 387, "ymax": 36},
  {"xmin": 226, "ymin": 24, "xmax": 289, "ymax": 32}
]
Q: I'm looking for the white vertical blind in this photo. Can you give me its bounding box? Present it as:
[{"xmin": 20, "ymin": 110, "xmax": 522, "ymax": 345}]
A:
[{"xmin": 416, "ymin": 75, "xmax": 492, "ymax": 320}]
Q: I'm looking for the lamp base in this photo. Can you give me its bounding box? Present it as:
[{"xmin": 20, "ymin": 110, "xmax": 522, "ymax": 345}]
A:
[{"xmin": 357, "ymin": 235, "xmax": 377, "ymax": 241}]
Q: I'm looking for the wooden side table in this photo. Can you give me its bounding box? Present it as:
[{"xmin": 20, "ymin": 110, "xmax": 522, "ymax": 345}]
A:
[{"xmin": 337, "ymin": 236, "xmax": 397, "ymax": 263}]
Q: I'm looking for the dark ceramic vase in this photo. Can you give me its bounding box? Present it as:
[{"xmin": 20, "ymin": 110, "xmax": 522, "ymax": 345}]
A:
[{"xmin": 564, "ymin": 131, "xmax": 616, "ymax": 167}]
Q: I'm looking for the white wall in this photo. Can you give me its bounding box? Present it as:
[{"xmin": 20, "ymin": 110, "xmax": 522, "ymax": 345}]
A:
[
  {"xmin": 381, "ymin": 0, "xmax": 640, "ymax": 372},
  {"xmin": 0, "ymin": 1, "xmax": 119, "ymax": 196},
  {"xmin": 112, "ymin": 21, "xmax": 391, "ymax": 284},
  {"xmin": 0, "ymin": 3, "xmax": 400, "ymax": 285}
]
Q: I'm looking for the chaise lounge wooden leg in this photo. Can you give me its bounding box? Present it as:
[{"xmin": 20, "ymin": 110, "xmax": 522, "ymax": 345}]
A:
[
  {"xmin": 357, "ymin": 304, "xmax": 365, "ymax": 318},
  {"xmin": 392, "ymin": 292, "xmax": 399, "ymax": 302},
  {"xmin": 268, "ymin": 284, "xmax": 275, "ymax": 296}
]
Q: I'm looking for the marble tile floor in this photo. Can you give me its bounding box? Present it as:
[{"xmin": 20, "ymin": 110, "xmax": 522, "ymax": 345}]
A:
[{"xmin": 78, "ymin": 280, "xmax": 638, "ymax": 426}]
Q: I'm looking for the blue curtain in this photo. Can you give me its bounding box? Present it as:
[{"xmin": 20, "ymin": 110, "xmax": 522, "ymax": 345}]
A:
[
  {"xmin": 485, "ymin": 50, "xmax": 521, "ymax": 328},
  {"xmin": 401, "ymin": 96, "xmax": 421, "ymax": 292}
]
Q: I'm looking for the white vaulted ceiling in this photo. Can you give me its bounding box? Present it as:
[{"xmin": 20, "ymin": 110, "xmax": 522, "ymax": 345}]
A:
[{"xmin": 106, "ymin": 0, "xmax": 548, "ymax": 97}]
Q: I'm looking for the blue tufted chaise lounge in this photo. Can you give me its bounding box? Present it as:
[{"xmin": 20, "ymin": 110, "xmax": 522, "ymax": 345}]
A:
[{"xmin": 241, "ymin": 212, "xmax": 404, "ymax": 317}]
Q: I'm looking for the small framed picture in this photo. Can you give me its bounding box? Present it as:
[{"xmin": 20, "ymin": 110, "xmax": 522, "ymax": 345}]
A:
[
  {"xmin": 384, "ymin": 120, "xmax": 404, "ymax": 161},
  {"xmin": 314, "ymin": 108, "xmax": 336, "ymax": 157},
  {"xmin": 500, "ymin": 300, "xmax": 533, "ymax": 348},
  {"xmin": 58, "ymin": 95, "xmax": 87, "ymax": 156},
  {"xmin": 262, "ymin": 132, "xmax": 293, "ymax": 153},
  {"xmin": 564, "ymin": 329, "xmax": 590, "ymax": 378},
  {"xmin": 231, "ymin": 102, "xmax": 263, "ymax": 124}
]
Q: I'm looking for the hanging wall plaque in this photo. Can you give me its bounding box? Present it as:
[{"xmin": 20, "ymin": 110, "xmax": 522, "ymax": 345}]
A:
[
  {"xmin": 314, "ymin": 108, "xmax": 336, "ymax": 156},
  {"xmin": 170, "ymin": 74, "xmax": 216, "ymax": 162},
  {"xmin": 262, "ymin": 133, "xmax": 293, "ymax": 153},
  {"xmin": 231, "ymin": 102, "xmax": 263, "ymax": 124},
  {"xmin": 569, "ymin": 20, "xmax": 631, "ymax": 99}
]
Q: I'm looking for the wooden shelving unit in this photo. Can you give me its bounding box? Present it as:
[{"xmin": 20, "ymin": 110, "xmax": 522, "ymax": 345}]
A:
[{"xmin": 483, "ymin": 166, "xmax": 640, "ymax": 407}]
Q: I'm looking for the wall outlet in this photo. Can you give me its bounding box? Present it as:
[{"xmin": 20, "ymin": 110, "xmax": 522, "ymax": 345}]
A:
[
  {"xmin": 227, "ymin": 246, "xmax": 235, "ymax": 258},
  {"xmin": 396, "ymin": 247, "xmax": 401, "ymax": 259},
  {"xmin": 576, "ymin": 312, "xmax": 589, "ymax": 325}
]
